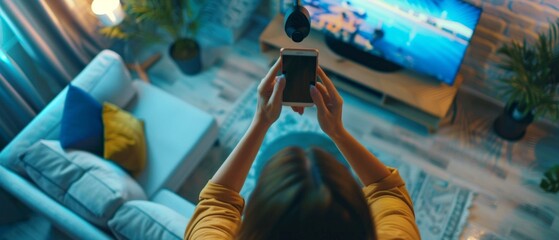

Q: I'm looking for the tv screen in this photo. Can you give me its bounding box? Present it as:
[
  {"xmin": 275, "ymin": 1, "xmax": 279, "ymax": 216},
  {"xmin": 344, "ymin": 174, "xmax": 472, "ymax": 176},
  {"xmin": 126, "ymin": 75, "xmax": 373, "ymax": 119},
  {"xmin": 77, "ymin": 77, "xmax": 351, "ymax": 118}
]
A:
[{"xmin": 283, "ymin": 0, "xmax": 481, "ymax": 85}]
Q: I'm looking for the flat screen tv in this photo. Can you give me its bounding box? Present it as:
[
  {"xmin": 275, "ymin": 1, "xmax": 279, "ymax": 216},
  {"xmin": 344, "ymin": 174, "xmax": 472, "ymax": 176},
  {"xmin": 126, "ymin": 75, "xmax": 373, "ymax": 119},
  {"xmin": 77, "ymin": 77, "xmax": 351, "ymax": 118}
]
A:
[{"xmin": 282, "ymin": 0, "xmax": 482, "ymax": 86}]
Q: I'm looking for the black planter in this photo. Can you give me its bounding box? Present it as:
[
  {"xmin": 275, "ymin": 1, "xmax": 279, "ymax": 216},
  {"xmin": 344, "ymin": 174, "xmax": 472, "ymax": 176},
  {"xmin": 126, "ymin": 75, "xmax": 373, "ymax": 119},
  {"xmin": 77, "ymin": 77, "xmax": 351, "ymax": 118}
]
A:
[
  {"xmin": 169, "ymin": 39, "xmax": 202, "ymax": 75},
  {"xmin": 493, "ymin": 103, "xmax": 534, "ymax": 141}
]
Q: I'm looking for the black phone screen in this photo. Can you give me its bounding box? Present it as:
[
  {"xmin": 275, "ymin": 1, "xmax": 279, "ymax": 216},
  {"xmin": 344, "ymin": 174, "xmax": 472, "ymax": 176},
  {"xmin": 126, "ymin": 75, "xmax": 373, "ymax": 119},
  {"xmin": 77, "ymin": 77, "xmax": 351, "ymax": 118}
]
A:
[{"xmin": 282, "ymin": 54, "xmax": 317, "ymax": 103}]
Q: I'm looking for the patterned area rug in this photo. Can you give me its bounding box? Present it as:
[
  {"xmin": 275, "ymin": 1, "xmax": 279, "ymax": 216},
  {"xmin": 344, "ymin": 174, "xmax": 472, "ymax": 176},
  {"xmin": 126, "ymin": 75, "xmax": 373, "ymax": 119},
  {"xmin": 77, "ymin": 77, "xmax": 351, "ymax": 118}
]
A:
[{"xmin": 219, "ymin": 84, "xmax": 473, "ymax": 240}]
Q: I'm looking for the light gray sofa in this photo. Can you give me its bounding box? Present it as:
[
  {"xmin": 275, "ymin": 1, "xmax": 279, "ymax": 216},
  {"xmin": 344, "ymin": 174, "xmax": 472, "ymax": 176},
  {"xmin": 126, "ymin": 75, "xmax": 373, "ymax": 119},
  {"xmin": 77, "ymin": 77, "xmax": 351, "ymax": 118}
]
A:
[{"xmin": 0, "ymin": 50, "xmax": 218, "ymax": 239}]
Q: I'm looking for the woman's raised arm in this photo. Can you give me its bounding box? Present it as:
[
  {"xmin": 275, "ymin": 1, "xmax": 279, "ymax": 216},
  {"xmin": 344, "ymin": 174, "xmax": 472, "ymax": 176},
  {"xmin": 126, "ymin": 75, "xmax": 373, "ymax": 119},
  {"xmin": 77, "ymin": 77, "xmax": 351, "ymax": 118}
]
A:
[
  {"xmin": 211, "ymin": 58, "xmax": 286, "ymax": 192},
  {"xmin": 310, "ymin": 67, "xmax": 390, "ymax": 186}
]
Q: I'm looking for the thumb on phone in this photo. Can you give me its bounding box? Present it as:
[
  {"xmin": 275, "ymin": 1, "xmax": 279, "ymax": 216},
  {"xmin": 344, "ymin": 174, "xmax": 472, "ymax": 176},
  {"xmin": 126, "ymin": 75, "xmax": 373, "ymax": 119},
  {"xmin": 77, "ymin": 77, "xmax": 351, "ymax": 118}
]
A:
[{"xmin": 269, "ymin": 75, "xmax": 286, "ymax": 106}]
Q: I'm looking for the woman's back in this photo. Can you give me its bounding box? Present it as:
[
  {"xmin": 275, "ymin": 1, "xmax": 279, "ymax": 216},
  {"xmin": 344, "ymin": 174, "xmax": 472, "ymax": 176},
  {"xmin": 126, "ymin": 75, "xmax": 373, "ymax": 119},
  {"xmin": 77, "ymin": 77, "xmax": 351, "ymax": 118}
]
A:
[{"xmin": 184, "ymin": 147, "xmax": 419, "ymax": 239}]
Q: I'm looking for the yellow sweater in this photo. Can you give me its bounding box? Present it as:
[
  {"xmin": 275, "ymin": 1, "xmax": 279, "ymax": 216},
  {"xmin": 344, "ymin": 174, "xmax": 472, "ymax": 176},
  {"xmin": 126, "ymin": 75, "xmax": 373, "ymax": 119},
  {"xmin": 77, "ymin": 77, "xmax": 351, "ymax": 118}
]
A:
[{"xmin": 184, "ymin": 168, "xmax": 421, "ymax": 239}]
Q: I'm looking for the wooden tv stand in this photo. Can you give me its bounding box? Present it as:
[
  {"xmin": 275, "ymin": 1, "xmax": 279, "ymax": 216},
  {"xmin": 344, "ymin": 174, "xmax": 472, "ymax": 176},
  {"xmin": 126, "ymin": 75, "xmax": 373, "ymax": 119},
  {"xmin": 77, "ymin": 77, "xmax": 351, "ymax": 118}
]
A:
[{"xmin": 259, "ymin": 15, "xmax": 462, "ymax": 132}]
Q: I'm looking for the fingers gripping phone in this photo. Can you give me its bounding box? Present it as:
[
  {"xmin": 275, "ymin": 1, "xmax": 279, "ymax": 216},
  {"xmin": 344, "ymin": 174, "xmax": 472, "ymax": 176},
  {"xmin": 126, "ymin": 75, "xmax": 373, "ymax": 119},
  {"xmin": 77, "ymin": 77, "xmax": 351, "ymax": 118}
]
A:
[{"xmin": 280, "ymin": 48, "xmax": 319, "ymax": 107}]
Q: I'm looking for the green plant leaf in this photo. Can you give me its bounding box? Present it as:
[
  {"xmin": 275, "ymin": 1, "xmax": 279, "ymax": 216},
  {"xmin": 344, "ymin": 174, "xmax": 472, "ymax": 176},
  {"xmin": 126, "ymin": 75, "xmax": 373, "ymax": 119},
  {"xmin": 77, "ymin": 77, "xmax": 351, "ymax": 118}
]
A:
[
  {"xmin": 99, "ymin": 26, "xmax": 128, "ymax": 39},
  {"xmin": 495, "ymin": 18, "xmax": 559, "ymax": 121},
  {"xmin": 540, "ymin": 165, "xmax": 559, "ymax": 193},
  {"xmin": 113, "ymin": 0, "xmax": 205, "ymax": 41}
]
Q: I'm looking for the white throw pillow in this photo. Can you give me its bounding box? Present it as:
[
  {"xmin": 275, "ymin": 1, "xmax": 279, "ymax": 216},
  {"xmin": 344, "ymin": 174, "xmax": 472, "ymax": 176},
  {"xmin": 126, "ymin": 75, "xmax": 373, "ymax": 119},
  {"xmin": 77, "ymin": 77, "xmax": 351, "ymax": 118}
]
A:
[
  {"xmin": 19, "ymin": 140, "xmax": 147, "ymax": 228},
  {"xmin": 74, "ymin": 50, "xmax": 137, "ymax": 108},
  {"xmin": 108, "ymin": 200, "xmax": 188, "ymax": 240}
]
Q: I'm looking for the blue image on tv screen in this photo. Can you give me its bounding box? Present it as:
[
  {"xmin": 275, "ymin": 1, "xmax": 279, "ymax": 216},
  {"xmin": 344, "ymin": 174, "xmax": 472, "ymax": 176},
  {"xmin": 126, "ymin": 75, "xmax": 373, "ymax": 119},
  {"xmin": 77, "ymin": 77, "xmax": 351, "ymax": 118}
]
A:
[{"xmin": 291, "ymin": 0, "xmax": 481, "ymax": 85}]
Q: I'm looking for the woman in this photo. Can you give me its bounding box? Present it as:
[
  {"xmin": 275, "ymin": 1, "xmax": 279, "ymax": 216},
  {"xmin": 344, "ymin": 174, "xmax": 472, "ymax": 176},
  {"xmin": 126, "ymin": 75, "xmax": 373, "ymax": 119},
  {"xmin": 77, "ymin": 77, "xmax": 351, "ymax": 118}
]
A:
[{"xmin": 184, "ymin": 58, "xmax": 421, "ymax": 239}]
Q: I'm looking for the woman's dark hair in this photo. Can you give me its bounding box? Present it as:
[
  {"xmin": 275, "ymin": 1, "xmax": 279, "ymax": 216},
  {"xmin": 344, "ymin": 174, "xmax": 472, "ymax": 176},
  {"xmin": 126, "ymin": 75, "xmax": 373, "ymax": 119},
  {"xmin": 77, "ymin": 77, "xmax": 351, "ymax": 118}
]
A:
[{"xmin": 237, "ymin": 147, "xmax": 375, "ymax": 240}]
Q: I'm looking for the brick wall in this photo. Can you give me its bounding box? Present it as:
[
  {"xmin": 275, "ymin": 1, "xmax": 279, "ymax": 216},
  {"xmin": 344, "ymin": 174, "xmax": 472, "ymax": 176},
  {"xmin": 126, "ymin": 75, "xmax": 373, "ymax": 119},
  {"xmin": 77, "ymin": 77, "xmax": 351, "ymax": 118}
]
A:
[{"xmin": 460, "ymin": 0, "xmax": 559, "ymax": 103}]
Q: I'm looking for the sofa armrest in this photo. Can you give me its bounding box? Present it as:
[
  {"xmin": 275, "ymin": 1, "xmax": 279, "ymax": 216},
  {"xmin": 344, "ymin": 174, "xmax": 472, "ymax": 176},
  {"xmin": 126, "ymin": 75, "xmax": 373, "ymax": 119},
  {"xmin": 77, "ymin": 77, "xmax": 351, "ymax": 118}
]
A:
[
  {"xmin": 0, "ymin": 166, "xmax": 112, "ymax": 240},
  {"xmin": 72, "ymin": 50, "xmax": 135, "ymax": 108},
  {"xmin": 152, "ymin": 189, "xmax": 196, "ymax": 221}
]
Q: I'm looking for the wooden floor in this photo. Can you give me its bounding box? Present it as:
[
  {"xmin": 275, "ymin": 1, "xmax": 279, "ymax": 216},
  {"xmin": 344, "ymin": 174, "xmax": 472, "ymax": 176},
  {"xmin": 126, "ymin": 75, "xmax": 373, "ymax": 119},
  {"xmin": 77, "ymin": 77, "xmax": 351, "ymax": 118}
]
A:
[{"xmin": 2, "ymin": 17, "xmax": 558, "ymax": 240}]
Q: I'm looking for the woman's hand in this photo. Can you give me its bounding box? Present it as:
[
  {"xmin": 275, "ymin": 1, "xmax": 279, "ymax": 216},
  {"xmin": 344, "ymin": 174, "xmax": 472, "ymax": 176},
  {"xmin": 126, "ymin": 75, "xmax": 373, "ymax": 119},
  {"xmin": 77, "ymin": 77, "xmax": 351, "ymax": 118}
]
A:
[
  {"xmin": 255, "ymin": 57, "xmax": 286, "ymax": 128},
  {"xmin": 310, "ymin": 66, "xmax": 345, "ymax": 139}
]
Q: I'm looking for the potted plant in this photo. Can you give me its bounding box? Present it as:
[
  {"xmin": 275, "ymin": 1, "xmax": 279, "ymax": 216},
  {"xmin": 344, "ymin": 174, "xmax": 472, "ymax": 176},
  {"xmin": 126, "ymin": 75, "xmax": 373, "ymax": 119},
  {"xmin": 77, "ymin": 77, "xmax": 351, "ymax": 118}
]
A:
[
  {"xmin": 541, "ymin": 165, "xmax": 559, "ymax": 194},
  {"xmin": 100, "ymin": 0, "xmax": 205, "ymax": 75},
  {"xmin": 493, "ymin": 20, "xmax": 559, "ymax": 141}
]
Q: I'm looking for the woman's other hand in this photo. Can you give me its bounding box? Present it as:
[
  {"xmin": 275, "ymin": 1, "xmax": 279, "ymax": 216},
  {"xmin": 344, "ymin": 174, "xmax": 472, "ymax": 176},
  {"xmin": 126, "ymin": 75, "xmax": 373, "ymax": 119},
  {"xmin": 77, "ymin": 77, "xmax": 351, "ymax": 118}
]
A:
[
  {"xmin": 255, "ymin": 57, "xmax": 286, "ymax": 128},
  {"xmin": 310, "ymin": 66, "xmax": 345, "ymax": 139}
]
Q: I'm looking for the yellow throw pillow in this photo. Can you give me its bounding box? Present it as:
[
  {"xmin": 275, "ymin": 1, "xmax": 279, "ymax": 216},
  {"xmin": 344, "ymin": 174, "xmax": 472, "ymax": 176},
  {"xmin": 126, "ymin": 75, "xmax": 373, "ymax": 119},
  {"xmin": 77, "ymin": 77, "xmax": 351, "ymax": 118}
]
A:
[{"xmin": 102, "ymin": 102, "xmax": 147, "ymax": 176}]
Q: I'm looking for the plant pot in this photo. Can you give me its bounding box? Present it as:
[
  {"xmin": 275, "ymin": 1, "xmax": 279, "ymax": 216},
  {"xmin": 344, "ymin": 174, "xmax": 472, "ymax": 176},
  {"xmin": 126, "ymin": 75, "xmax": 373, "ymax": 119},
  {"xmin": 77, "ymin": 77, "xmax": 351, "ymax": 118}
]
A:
[
  {"xmin": 493, "ymin": 103, "xmax": 534, "ymax": 141},
  {"xmin": 169, "ymin": 38, "xmax": 201, "ymax": 75}
]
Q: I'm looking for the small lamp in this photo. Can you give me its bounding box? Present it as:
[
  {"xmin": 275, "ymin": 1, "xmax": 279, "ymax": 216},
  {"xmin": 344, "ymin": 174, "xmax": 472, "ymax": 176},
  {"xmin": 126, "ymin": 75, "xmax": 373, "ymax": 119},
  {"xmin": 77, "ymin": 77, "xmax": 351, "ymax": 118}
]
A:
[{"xmin": 91, "ymin": 0, "xmax": 124, "ymax": 27}]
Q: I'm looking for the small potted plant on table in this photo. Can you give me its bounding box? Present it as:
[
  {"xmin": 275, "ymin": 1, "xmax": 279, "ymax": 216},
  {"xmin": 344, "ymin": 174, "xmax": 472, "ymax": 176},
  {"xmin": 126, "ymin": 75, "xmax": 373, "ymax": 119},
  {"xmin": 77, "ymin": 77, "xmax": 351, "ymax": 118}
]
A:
[
  {"xmin": 493, "ymin": 20, "xmax": 559, "ymax": 141},
  {"xmin": 145, "ymin": 0, "xmax": 204, "ymax": 75},
  {"xmin": 101, "ymin": 0, "xmax": 205, "ymax": 75}
]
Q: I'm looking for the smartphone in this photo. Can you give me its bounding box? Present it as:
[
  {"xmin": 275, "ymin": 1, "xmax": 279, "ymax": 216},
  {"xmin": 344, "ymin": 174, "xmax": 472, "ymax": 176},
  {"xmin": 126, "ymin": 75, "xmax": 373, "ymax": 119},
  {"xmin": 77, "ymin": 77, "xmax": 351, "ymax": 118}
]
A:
[{"xmin": 280, "ymin": 48, "xmax": 319, "ymax": 107}]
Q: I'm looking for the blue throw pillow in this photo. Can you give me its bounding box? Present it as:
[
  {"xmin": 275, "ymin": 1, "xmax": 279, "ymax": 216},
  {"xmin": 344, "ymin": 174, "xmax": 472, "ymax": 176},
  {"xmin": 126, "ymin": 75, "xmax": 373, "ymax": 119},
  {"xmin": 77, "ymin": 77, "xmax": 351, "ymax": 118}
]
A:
[{"xmin": 60, "ymin": 84, "xmax": 104, "ymax": 156}]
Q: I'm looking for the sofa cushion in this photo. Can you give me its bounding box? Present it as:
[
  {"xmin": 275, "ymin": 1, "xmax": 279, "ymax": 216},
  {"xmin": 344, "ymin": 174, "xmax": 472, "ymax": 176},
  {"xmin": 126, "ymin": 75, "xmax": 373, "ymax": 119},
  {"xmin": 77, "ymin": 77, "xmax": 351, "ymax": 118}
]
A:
[
  {"xmin": 19, "ymin": 140, "xmax": 147, "ymax": 228},
  {"xmin": 108, "ymin": 200, "xmax": 188, "ymax": 240},
  {"xmin": 129, "ymin": 81, "xmax": 218, "ymax": 197},
  {"xmin": 60, "ymin": 85, "xmax": 104, "ymax": 156},
  {"xmin": 152, "ymin": 189, "xmax": 196, "ymax": 221},
  {"xmin": 102, "ymin": 102, "xmax": 147, "ymax": 176}
]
